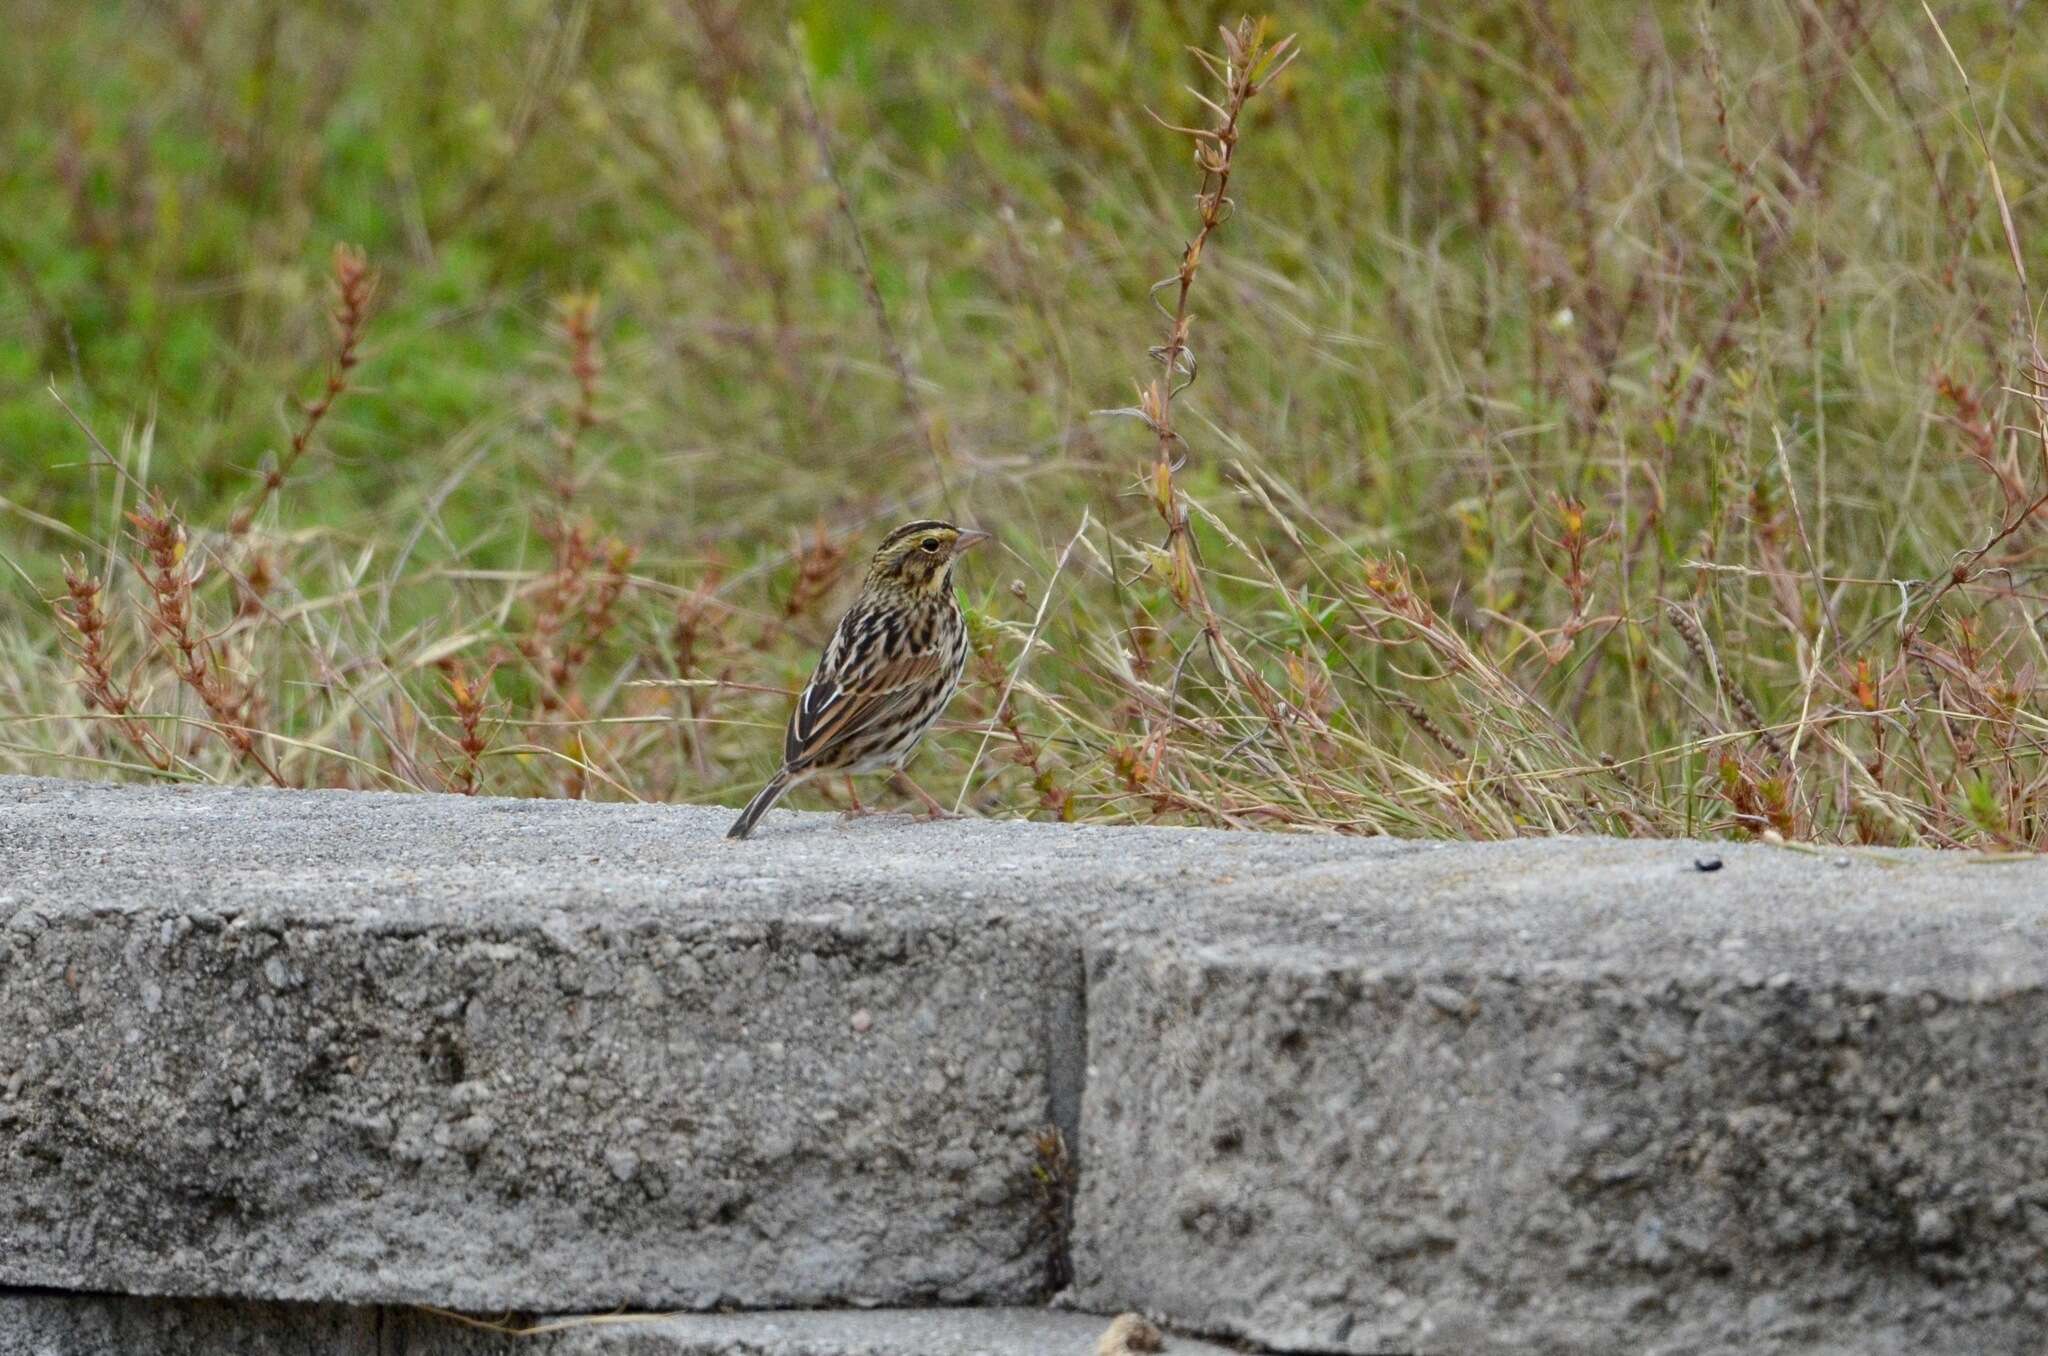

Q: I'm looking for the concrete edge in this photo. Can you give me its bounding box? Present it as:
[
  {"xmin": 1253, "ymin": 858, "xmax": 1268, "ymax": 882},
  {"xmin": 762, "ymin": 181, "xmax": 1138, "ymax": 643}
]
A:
[{"xmin": 0, "ymin": 1292, "xmax": 1249, "ymax": 1356}]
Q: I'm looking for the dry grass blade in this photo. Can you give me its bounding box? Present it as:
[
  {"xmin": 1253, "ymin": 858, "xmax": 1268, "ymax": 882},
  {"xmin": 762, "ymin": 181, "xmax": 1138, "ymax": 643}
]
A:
[{"xmin": 956, "ymin": 508, "xmax": 1090, "ymax": 813}]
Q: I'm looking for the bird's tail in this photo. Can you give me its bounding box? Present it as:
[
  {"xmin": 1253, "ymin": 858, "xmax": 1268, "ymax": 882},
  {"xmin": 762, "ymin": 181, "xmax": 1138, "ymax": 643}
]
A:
[{"xmin": 727, "ymin": 770, "xmax": 796, "ymax": 840}]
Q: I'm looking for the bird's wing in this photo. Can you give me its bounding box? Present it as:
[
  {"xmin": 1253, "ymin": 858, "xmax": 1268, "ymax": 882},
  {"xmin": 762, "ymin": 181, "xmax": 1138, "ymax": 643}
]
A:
[{"xmin": 786, "ymin": 647, "xmax": 946, "ymax": 769}]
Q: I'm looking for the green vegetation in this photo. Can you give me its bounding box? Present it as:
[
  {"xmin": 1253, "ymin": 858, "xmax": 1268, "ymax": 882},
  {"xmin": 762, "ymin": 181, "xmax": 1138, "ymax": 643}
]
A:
[{"xmin": 5, "ymin": 0, "xmax": 2048, "ymax": 846}]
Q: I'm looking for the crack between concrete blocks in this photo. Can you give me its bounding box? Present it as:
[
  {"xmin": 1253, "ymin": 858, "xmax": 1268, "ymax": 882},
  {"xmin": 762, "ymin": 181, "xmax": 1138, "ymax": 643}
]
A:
[
  {"xmin": 1047, "ymin": 938, "xmax": 1087, "ymax": 1169},
  {"xmin": 1047, "ymin": 935, "xmax": 1087, "ymax": 1292}
]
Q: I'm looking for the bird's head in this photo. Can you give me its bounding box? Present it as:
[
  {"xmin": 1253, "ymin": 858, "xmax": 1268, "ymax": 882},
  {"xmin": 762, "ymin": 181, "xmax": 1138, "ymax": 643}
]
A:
[{"xmin": 863, "ymin": 519, "xmax": 990, "ymax": 599}]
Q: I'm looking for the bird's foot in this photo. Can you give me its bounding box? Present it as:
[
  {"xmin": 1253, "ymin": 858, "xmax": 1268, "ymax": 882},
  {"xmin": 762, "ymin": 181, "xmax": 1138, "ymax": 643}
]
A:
[
  {"xmin": 836, "ymin": 774, "xmax": 874, "ymax": 822},
  {"xmin": 893, "ymin": 772, "xmax": 960, "ymax": 821}
]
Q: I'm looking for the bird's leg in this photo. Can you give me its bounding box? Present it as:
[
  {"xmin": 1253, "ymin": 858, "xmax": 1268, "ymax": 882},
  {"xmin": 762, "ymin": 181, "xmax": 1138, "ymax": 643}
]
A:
[
  {"xmin": 837, "ymin": 774, "xmax": 872, "ymax": 821},
  {"xmin": 892, "ymin": 770, "xmax": 958, "ymax": 821}
]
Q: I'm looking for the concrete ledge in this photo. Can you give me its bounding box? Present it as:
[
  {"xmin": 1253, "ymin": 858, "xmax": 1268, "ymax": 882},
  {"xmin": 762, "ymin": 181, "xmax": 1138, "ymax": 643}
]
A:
[
  {"xmin": 0, "ymin": 778, "xmax": 1081, "ymax": 1309},
  {"xmin": 1071, "ymin": 840, "xmax": 2048, "ymax": 1354},
  {"xmin": 5, "ymin": 777, "xmax": 2048, "ymax": 1353}
]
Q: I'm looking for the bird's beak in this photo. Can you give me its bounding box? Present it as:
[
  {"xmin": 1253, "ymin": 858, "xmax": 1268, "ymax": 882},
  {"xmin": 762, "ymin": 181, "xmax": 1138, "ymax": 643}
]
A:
[{"xmin": 954, "ymin": 529, "xmax": 992, "ymax": 553}]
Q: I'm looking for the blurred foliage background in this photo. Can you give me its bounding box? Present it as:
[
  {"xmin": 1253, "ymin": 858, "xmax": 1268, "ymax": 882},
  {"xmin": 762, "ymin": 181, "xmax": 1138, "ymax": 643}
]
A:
[{"xmin": 6, "ymin": 0, "xmax": 2048, "ymax": 845}]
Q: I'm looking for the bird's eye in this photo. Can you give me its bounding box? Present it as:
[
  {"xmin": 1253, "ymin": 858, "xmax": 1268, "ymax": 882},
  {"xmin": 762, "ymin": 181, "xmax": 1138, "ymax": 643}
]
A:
[{"xmin": 921, "ymin": 538, "xmax": 939, "ymax": 553}]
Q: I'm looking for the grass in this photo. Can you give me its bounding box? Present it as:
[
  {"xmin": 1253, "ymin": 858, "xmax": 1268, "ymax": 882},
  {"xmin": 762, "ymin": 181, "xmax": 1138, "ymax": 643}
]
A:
[{"xmin": 6, "ymin": 0, "xmax": 2048, "ymax": 847}]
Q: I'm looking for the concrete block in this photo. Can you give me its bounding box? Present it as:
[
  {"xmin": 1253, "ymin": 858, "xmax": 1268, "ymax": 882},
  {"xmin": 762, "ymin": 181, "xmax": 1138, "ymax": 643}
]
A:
[
  {"xmin": 1071, "ymin": 838, "xmax": 2048, "ymax": 1354},
  {"xmin": 0, "ymin": 779, "xmax": 1077, "ymax": 1310}
]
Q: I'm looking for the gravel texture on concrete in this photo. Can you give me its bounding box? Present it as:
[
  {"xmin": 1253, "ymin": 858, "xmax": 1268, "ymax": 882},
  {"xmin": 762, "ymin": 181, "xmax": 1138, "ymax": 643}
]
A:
[
  {"xmin": 5, "ymin": 776, "xmax": 2048, "ymax": 1353},
  {"xmin": 0, "ymin": 1293, "xmax": 1227, "ymax": 1356}
]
